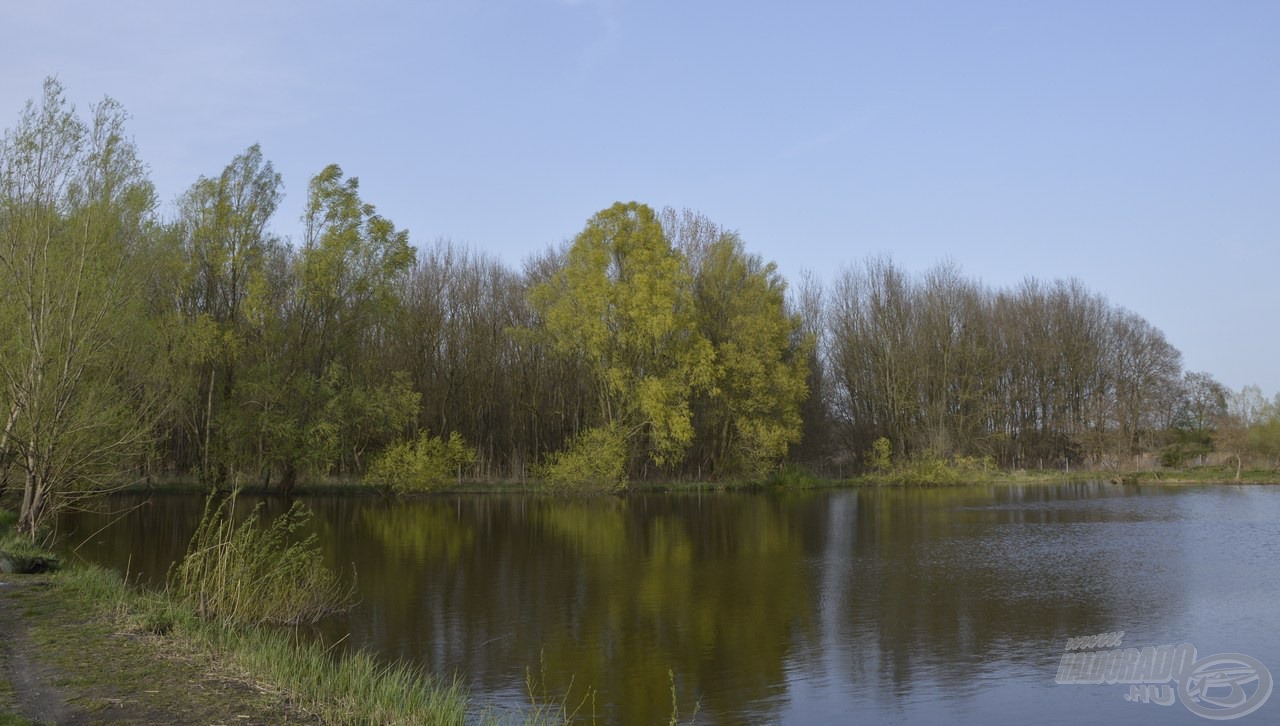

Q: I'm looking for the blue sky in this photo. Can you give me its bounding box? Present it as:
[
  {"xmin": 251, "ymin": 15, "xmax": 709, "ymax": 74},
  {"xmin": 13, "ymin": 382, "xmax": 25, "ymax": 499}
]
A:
[{"xmin": 3, "ymin": 1, "xmax": 1277, "ymax": 395}]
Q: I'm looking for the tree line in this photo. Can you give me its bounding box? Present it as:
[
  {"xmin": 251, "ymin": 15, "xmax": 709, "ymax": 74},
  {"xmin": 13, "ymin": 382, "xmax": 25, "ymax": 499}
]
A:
[{"xmin": 1, "ymin": 81, "xmax": 1275, "ymax": 534}]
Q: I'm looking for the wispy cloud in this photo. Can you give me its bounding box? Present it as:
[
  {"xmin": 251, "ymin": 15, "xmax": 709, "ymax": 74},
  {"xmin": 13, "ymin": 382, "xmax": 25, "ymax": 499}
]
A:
[{"xmin": 557, "ymin": 0, "xmax": 621, "ymax": 70}]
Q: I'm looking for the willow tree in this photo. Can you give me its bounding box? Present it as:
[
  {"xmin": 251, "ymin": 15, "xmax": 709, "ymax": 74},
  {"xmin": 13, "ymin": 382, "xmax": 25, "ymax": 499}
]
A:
[
  {"xmin": 261, "ymin": 164, "xmax": 417, "ymax": 491},
  {"xmin": 0, "ymin": 79, "xmax": 162, "ymax": 537},
  {"xmin": 532, "ymin": 202, "xmax": 714, "ymax": 477},
  {"xmin": 172, "ymin": 145, "xmax": 283, "ymax": 484},
  {"xmin": 666, "ymin": 208, "xmax": 809, "ymax": 478}
]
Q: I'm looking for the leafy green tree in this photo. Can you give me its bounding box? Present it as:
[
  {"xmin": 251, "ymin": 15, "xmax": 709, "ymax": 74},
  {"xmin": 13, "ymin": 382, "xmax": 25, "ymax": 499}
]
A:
[
  {"xmin": 0, "ymin": 79, "xmax": 164, "ymax": 536},
  {"xmin": 1163, "ymin": 371, "xmax": 1228, "ymax": 466},
  {"xmin": 172, "ymin": 145, "xmax": 283, "ymax": 484},
  {"xmin": 1216, "ymin": 386, "xmax": 1280, "ymax": 475},
  {"xmin": 531, "ymin": 202, "xmax": 714, "ymax": 474},
  {"xmin": 295, "ymin": 164, "xmax": 415, "ymax": 376},
  {"xmin": 867, "ymin": 436, "xmax": 893, "ymax": 473},
  {"xmin": 673, "ymin": 212, "xmax": 809, "ymax": 478},
  {"xmin": 266, "ymin": 164, "xmax": 416, "ymax": 491},
  {"xmin": 1249, "ymin": 396, "xmax": 1280, "ymax": 470}
]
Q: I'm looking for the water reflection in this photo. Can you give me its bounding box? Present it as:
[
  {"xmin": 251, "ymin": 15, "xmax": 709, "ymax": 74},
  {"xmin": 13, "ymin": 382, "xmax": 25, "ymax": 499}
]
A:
[{"xmin": 58, "ymin": 484, "xmax": 1280, "ymax": 724}]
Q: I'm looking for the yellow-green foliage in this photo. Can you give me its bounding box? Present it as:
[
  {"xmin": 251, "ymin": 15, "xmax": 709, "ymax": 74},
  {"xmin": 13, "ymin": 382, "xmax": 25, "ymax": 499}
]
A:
[
  {"xmin": 366, "ymin": 431, "xmax": 476, "ymax": 492},
  {"xmin": 880, "ymin": 449, "xmax": 997, "ymax": 485},
  {"xmin": 169, "ymin": 494, "xmax": 354, "ymax": 627},
  {"xmin": 689, "ymin": 233, "xmax": 809, "ymax": 478},
  {"xmin": 536, "ymin": 426, "xmax": 628, "ymax": 493},
  {"xmin": 530, "ymin": 202, "xmax": 715, "ymax": 469},
  {"xmin": 866, "ymin": 437, "xmax": 893, "ymax": 473}
]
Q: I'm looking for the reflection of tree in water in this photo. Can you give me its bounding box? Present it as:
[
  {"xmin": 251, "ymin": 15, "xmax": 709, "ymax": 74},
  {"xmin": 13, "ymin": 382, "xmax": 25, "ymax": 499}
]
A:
[
  {"xmin": 58, "ymin": 494, "xmax": 298, "ymax": 588},
  {"xmin": 57, "ymin": 484, "xmax": 1202, "ymax": 723},
  {"xmin": 834, "ymin": 484, "xmax": 1186, "ymax": 704},
  {"xmin": 528, "ymin": 494, "xmax": 824, "ymax": 724}
]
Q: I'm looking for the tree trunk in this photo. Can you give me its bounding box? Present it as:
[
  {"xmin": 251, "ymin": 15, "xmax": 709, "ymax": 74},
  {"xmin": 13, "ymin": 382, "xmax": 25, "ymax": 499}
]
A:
[
  {"xmin": 280, "ymin": 463, "xmax": 297, "ymax": 496},
  {"xmin": 18, "ymin": 466, "xmax": 46, "ymax": 539}
]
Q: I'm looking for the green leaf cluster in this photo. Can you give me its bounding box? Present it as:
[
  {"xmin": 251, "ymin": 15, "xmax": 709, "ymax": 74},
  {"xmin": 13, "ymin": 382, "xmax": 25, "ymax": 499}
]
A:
[
  {"xmin": 866, "ymin": 437, "xmax": 893, "ymax": 473},
  {"xmin": 534, "ymin": 425, "xmax": 628, "ymax": 493},
  {"xmin": 367, "ymin": 432, "xmax": 477, "ymax": 492},
  {"xmin": 684, "ymin": 228, "xmax": 810, "ymax": 478},
  {"xmin": 532, "ymin": 202, "xmax": 715, "ymax": 471}
]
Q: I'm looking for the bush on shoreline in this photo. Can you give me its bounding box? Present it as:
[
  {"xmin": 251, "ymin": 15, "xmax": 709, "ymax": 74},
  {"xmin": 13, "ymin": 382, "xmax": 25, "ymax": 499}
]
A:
[
  {"xmin": 366, "ymin": 432, "xmax": 477, "ymax": 492},
  {"xmin": 533, "ymin": 425, "xmax": 628, "ymax": 493}
]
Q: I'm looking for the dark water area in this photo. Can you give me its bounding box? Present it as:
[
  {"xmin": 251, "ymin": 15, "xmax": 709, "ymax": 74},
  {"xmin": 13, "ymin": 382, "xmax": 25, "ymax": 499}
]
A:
[{"xmin": 58, "ymin": 483, "xmax": 1280, "ymax": 724}]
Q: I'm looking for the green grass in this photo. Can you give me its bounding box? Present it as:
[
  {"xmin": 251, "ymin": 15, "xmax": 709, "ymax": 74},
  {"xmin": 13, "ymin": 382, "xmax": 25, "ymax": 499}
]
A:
[
  {"xmin": 191, "ymin": 623, "xmax": 469, "ymax": 725},
  {"xmin": 53, "ymin": 564, "xmax": 471, "ymax": 725},
  {"xmin": 0, "ymin": 666, "xmax": 20, "ymax": 723},
  {"xmin": 1116, "ymin": 466, "xmax": 1280, "ymax": 485},
  {"xmin": 0, "ymin": 513, "xmax": 56, "ymax": 570},
  {"xmin": 4, "ymin": 568, "xmax": 295, "ymax": 723}
]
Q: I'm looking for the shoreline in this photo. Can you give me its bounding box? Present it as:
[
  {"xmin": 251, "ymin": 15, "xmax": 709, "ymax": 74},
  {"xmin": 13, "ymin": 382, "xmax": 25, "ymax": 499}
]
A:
[
  {"xmin": 0, "ymin": 563, "xmax": 479, "ymax": 725},
  {"xmin": 0, "ymin": 569, "xmax": 315, "ymax": 724},
  {"xmin": 0, "ymin": 500, "xmax": 477, "ymax": 726},
  {"xmin": 114, "ymin": 467, "xmax": 1280, "ymax": 498}
]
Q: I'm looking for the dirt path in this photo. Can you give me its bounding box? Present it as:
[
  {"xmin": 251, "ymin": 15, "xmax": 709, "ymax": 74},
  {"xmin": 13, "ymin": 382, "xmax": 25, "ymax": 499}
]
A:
[
  {"xmin": 0, "ymin": 574, "xmax": 313, "ymax": 725},
  {"xmin": 0, "ymin": 580, "xmax": 81, "ymax": 724}
]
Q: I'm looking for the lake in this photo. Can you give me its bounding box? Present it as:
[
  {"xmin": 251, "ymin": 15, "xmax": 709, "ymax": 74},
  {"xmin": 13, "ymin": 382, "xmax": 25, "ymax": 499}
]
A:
[{"xmin": 58, "ymin": 483, "xmax": 1280, "ymax": 724}]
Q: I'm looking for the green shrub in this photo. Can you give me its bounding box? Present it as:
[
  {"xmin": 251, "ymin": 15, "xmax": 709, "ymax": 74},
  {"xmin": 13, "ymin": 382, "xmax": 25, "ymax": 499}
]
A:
[
  {"xmin": 1160, "ymin": 444, "xmax": 1187, "ymax": 468},
  {"xmin": 952, "ymin": 454, "xmax": 997, "ymax": 475},
  {"xmin": 895, "ymin": 451, "xmax": 962, "ymax": 485},
  {"xmin": 869, "ymin": 448, "xmax": 997, "ymax": 485},
  {"xmin": 0, "ymin": 509, "xmax": 53, "ymax": 563},
  {"xmin": 535, "ymin": 425, "xmax": 628, "ymax": 493},
  {"xmin": 765, "ymin": 463, "xmax": 819, "ymax": 488},
  {"xmin": 866, "ymin": 437, "xmax": 893, "ymax": 473},
  {"xmin": 366, "ymin": 431, "xmax": 477, "ymax": 492}
]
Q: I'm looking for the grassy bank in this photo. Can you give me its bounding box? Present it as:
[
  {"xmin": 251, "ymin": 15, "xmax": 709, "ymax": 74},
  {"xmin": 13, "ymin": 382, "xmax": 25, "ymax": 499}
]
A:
[
  {"xmin": 118, "ymin": 463, "xmax": 1280, "ymax": 498},
  {"xmin": 0, "ymin": 571, "xmax": 470, "ymax": 724},
  {"xmin": 0, "ymin": 513, "xmax": 473, "ymax": 724},
  {"xmin": 1110, "ymin": 467, "xmax": 1280, "ymax": 485},
  {"xmin": 0, "ymin": 565, "xmax": 313, "ymax": 724}
]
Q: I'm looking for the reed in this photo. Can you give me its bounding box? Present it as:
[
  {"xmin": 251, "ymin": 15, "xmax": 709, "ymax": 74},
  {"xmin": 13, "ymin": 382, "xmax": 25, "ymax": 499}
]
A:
[{"xmin": 168, "ymin": 491, "xmax": 354, "ymax": 627}]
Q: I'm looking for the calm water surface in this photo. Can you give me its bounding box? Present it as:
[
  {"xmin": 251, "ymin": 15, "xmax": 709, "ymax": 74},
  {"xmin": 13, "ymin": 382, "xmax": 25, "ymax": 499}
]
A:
[{"xmin": 59, "ymin": 483, "xmax": 1280, "ymax": 724}]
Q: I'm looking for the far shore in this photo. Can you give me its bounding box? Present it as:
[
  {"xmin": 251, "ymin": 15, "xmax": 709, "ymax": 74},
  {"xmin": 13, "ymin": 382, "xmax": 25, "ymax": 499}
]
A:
[{"xmin": 110, "ymin": 466, "xmax": 1280, "ymax": 498}]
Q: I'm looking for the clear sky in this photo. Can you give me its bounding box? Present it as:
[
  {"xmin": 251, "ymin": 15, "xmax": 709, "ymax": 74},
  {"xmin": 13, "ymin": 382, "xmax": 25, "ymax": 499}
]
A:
[{"xmin": 3, "ymin": 1, "xmax": 1276, "ymax": 395}]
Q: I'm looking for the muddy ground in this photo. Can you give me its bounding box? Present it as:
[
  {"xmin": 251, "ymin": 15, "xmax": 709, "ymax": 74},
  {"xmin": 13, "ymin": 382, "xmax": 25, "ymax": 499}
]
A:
[{"xmin": 0, "ymin": 574, "xmax": 313, "ymax": 725}]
